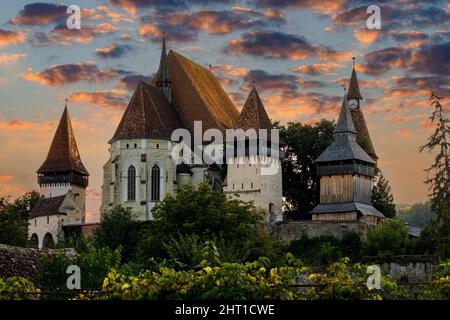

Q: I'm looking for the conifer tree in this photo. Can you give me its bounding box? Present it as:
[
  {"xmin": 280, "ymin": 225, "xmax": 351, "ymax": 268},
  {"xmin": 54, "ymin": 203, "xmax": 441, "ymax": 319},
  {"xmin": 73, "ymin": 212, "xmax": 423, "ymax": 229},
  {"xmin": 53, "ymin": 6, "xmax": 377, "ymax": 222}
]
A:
[
  {"xmin": 371, "ymin": 169, "xmax": 396, "ymax": 218},
  {"xmin": 419, "ymin": 93, "xmax": 450, "ymax": 256}
]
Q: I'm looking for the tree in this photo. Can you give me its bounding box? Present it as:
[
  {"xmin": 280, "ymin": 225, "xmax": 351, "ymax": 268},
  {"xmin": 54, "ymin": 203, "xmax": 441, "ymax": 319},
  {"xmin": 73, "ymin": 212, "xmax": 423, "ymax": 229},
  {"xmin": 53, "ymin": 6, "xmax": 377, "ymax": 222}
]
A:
[
  {"xmin": 419, "ymin": 93, "xmax": 450, "ymax": 257},
  {"xmin": 0, "ymin": 191, "xmax": 40, "ymax": 246},
  {"xmin": 136, "ymin": 183, "xmax": 280, "ymax": 265},
  {"xmin": 91, "ymin": 206, "xmax": 139, "ymax": 261},
  {"xmin": 277, "ymin": 119, "xmax": 335, "ymax": 219},
  {"xmin": 363, "ymin": 219, "xmax": 409, "ymax": 257},
  {"xmin": 371, "ymin": 169, "xmax": 396, "ymax": 218}
]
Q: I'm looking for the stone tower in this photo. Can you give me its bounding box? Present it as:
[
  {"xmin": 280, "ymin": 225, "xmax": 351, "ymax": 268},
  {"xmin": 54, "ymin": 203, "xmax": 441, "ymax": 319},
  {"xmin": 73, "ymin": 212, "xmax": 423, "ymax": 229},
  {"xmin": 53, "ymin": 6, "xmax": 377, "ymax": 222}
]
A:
[
  {"xmin": 224, "ymin": 85, "xmax": 283, "ymax": 224},
  {"xmin": 309, "ymin": 93, "xmax": 384, "ymax": 226},
  {"xmin": 29, "ymin": 104, "xmax": 89, "ymax": 249}
]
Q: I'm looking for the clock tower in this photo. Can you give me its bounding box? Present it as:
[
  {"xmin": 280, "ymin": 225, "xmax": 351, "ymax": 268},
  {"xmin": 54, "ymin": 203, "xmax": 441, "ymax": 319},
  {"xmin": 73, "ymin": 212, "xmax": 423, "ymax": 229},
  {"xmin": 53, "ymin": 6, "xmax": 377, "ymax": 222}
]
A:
[{"xmin": 346, "ymin": 57, "xmax": 378, "ymax": 161}]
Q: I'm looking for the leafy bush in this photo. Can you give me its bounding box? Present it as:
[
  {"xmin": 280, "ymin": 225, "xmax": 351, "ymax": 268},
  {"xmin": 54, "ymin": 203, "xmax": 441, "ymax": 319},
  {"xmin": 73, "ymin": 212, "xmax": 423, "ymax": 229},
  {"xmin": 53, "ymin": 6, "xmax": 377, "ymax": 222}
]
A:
[
  {"xmin": 363, "ymin": 220, "xmax": 409, "ymax": 257},
  {"xmin": 92, "ymin": 206, "xmax": 139, "ymax": 261},
  {"xmin": 0, "ymin": 277, "xmax": 40, "ymax": 300}
]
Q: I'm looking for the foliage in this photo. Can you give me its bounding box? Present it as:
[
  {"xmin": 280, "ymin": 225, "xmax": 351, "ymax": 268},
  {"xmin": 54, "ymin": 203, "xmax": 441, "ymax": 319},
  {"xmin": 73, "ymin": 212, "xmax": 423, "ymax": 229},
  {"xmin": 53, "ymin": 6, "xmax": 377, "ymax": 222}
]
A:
[
  {"xmin": 0, "ymin": 277, "xmax": 40, "ymax": 300},
  {"xmin": 419, "ymin": 93, "xmax": 450, "ymax": 257},
  {"xmin": 91, "ymin": 206, "xmax": 139, "ymax": 261},
  {"xmin": 0, "ymin": 191, "xmax": 40, "ymax": 246},
  {"xmin": 37, "ymin": 246, "xmax": 122, "ymax": 295},
  {"xmin": 276, "ymin": 119, "xmax": 335, "ymax": 219},
  {"xmin": 371, "ymin": 169, "xmax": 396, "ymax": 218},
  {"xmin": 136, "ymin": 183, "xmax": 278, "ymax": 265},
  {"xmin": 363, "ymin": 220, "xmax": 410, "ymax": 257},
  {"xmin": 306, "ymin": 258, "xmax": 382, "ymax": 300},
  {"xmin": 397, "ymin": 201, "xmax": 436, "ymax": 228},
  {"xmin": 289, "ymin": 231, "xmax": 362, "ymax": 264}
]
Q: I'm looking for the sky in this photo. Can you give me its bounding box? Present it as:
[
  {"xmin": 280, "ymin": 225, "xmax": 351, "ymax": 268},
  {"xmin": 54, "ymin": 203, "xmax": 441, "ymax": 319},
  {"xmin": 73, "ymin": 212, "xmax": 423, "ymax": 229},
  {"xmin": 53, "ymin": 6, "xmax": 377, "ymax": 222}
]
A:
[{"xmin": 0, "ymin": 0, "xmax": 448, "ymax": 222}]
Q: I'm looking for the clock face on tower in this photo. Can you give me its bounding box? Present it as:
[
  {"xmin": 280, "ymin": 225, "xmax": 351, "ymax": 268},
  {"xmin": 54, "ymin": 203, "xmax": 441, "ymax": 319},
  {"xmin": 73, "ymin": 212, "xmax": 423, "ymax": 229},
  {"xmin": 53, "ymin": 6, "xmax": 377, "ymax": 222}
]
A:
[{"xmin": 348, "ymin": 99, "xmax": 358, "ymax": 109}]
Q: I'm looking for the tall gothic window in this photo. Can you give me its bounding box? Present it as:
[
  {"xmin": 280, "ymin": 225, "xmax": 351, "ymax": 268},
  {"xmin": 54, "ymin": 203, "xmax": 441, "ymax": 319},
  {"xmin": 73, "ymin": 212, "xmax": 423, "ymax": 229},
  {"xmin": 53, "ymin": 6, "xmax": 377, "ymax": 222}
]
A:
[
  {"xmin": 151, "ymin": 164, "xmax": 160, "ymax": 201},
  {"xmin": 127, "ymin": 165, "xmax": 136, "ymax": 201}
]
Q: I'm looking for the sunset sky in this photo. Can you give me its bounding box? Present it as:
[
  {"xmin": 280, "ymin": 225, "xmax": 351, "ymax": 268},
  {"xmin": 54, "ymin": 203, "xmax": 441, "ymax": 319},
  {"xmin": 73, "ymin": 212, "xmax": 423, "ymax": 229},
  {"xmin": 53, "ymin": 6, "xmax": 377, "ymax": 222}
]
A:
[{"xmin": 0, "ymin": 0, "xmax": 448, "ymax": 222}]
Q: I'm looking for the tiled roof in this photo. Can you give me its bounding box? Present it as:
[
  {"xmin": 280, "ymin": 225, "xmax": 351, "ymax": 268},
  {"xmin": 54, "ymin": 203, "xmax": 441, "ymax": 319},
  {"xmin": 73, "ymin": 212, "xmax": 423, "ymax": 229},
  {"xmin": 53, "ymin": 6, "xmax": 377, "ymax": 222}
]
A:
[
  {"xmin": 109, "ymin": 81, "xmax": 183, "ymax": 143},
  {"xmin": 236, "ymin": 86, "xmax": 273, "ymax": 132},
  {"xmin": 350, "ymin": 109, "xmax": 378, "ymax": 160},
  {"xmin": 168, "ymin": 51, "xmax": 239, "ymax": 133},
  {"xmin": 347, "ymin": 67, "xmax": 362, "ymax": 100},
  {"xmin": 0, "ymin": 244, "xmax": 77, "ymax": 281},
  {"xmin": 29, "ymin": 195, "xmax": 66, "ymax": 218},
  {"xmin": 37, "ymin": 107, "xmax": 88, "ymax": 175}
]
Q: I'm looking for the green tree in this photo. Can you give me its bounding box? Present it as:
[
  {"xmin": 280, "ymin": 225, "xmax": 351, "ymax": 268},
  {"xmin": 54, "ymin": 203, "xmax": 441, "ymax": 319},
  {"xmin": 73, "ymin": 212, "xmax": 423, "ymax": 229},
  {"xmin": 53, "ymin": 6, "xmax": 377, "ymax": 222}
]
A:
[
  {"xmin": 419, "ymin": 93, "xmax": 450, "ymax": 257},
  {"xmin": 363, "ymin": 219, "xmax": 409, "ymax": 257},
  {"xmin": 91, "ymin": 206, "xmax": 139, "ymax": 261},
  {"xmin": 371, "ymin": 169, "xmax": 396, "ymax": 218},
  {"xmin": 277, "ymin": 119, "xmax": 335, "ymax": 219},
  {"xmin": 0, "ymin": 191, "xmax": 40, "ymax": 246},
  {"xmin": 136, "ymin": 183, "xmax": 279, "ymax": 265}
]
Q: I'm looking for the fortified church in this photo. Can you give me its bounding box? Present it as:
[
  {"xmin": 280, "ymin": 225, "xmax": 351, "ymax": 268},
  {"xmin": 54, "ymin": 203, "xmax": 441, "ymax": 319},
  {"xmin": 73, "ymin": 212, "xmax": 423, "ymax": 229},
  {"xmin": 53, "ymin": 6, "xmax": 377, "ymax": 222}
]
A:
[{"xmin": 28, "ymin": 40, "xmax": 384, "ymax": 249}]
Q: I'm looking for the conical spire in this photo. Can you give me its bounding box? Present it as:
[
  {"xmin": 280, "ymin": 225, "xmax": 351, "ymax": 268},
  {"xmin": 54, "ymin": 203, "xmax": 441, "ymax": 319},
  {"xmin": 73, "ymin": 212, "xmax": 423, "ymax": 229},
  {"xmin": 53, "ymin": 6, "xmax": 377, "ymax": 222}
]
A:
[
  {"xmin": 37, "ymin": 103, "xmax": 88, "ymax": 175},
  {"xmin": 334, "ymin": 92, "xmax": 356, "ymax": 135},
  {"xmin": 235, "ymin": 85, "xmax": 272, "ymax": 131},
  {"xmin": 347, "ymin": 57, "xmax": 362, "ymax": 100},
  {"xmin": 155, "ymin": 36, "xmax": 171, "ymax": 102}
]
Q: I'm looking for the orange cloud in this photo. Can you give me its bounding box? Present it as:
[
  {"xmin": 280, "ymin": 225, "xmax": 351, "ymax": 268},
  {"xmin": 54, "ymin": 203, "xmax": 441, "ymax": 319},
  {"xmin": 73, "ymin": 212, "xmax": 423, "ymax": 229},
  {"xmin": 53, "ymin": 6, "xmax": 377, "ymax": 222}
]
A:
[
  {"xmin": 0, "ymin": 29, "xmax": 26, "ymax": 47},
  {"xmin": 291, "ymin": 63, "xmax": 345, "ymax": 75},
  {"xmin": 396, "ymin": 128, "xmax": 413, "ymax": 139},
  {"xmin": 353, "ymin": 29, "xmax": 381, "ymax": 46},
  {"xmin": 69, "ymin": 88, "xmax": 127, "ymax": 110},
  {"xmin": 0, "ymin": 175, "xmax": 14, "ymax": 181}
]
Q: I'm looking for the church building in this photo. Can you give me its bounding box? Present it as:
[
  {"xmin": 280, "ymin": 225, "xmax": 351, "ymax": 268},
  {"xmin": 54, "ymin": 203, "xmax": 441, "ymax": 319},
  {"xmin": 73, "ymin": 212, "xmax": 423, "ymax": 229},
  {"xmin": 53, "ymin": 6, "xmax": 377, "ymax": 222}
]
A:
[
  {"xmin": 28, "ymin": 105, "xmax": 89, "ymax": 249},
  {"xmin": 100, "ymin": 39, "xmax": 283, "ymax": 223}
]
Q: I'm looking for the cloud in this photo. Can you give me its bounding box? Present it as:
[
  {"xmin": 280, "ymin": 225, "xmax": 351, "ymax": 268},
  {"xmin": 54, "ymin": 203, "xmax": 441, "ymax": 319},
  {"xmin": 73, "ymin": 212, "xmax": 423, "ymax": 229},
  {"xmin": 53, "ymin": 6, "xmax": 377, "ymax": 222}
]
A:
[
  {"xmin": 225, "ymin": 31, "xmax": 351, "ymax": 61},
  {"xmin": 360, "ymin": 47, "xmax": 411, "ymax": 75},
  {"xmin": 254, "ymin": 0, "xmax": 346, "ymax": 15},
  {"xmin": 410, "ymin": 42, "xmax": 450, "ymax": 75},
  {"xmin": 353, "ymin": 29, "xmax": 381, "ymax": 46},
  {"xmin": 119, "ymin": 74, "xmax": 153, "ymax": 91},
  {"xmin": 20, "ymin": 63, "xmax": 128, "ymax": 87},
  {"xmin": 138, "ymin": 24, "xmax": 196, "ymax": 43},
  {"xmin": 291, "ymin": 62, "xmax": 345, "ymax": 75},
  {"xmin": 0, "ymin": 176, "xmax": 14, "ymax": 181},
  {"xmin": 33, "ymin": 23, "xmax": 117, "ymax": 46},
  {"xmin": 0, "ymin": 29, "xmax": 26, "ymax": 47},
  {"xmin": 96, "ymin": 43, "xmax": 134, "ymax": 58},
  {"xmin": 0, "ymin": 53, "xmax": 27, "ymax": 64},
  {"xmin": 10, "ymin": 3, "xmax": 67, "ymax": 25},
  {"xmin": 69, "ymin": 88, "xmax": 128, "ymax": 110}
]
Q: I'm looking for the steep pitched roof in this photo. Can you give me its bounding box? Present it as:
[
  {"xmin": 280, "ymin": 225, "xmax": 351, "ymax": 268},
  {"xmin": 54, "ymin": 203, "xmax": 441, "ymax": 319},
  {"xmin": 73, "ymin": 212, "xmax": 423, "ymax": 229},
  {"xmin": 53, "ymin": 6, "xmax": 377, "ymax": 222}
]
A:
[
  {"xmin": 315, "ymin": 95, "xmax": 375, "ymax": 164},
  {"xmin": 334, "ymin": 95, "xmax": 356, "ymax": 134},
  {"xmin": 154, "ymin": 37, "xmax": 170, "ymax": 86},
  {"xmin": 168, "ymin": 51, "xmax": 239, "ymax": 133},
  {"xmin": 109, "ymin": 81, "xmax": 183, "ymax": 143},
  {"xmin": 29, "ymin": 194, "xmax": 67, "ymax": 218},
  {"xmin": 347, "ymin": 66, "xmax": 362, "ymax": 100},
  {"xmin": 351, "ymin": 109, "xmax": 378, "ymax": 160},
  {"xmin": 37, "ymin": 106, "xmax": 88, "ymax": 175},
  {"xmin": 236, "ymin": 86, "xmax": 273, "ymax": 131}
]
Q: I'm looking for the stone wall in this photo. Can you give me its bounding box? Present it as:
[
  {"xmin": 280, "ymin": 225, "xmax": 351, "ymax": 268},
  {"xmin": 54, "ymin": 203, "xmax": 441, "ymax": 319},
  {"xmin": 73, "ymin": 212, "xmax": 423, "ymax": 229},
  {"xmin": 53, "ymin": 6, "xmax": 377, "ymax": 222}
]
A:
[{"xmin": 271, "ymin": 220, "xmax": 370, "ymax": 241}]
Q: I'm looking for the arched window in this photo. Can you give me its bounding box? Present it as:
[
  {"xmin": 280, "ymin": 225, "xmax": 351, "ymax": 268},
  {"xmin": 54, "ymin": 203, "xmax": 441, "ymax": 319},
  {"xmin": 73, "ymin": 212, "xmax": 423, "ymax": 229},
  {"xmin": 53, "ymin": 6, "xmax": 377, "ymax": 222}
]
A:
[
  {"xmin": 127, "ymin": 165, "xmax": 136, "ymax": 201},
  {"xmin": 151, "ymin": 164, "xmax": 160, "ymax": 201}
]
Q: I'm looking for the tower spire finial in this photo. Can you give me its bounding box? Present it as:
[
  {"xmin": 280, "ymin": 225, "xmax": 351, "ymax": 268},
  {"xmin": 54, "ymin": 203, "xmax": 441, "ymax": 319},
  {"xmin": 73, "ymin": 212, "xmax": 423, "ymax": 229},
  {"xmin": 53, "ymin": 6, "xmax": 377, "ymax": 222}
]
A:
[
  {"xmin": 347, "ymin": 57, "xmax": 362, "ymax": 100},
  {"xmin": 155, "ymin": 33, "xmax": 171, "ymax": 102},
  {"xmin": 352, "ymin": 56, "xmax": 356, "ymax": 68},
  {"xmin": 252, "ymin": 80, "xmax": 256, "ymax": 89}
]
